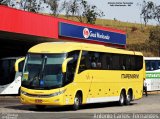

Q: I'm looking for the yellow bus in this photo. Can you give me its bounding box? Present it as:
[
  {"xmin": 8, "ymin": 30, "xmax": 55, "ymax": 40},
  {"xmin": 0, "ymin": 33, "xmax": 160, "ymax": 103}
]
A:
[{"xmin": 20, "ymin": 42, "xmax": 145, "ymax": 110}]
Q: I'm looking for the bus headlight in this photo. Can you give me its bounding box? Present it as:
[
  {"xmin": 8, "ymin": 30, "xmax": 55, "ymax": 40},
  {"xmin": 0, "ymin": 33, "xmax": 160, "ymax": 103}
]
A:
[
  {"xmin": 50, "ymin": 89, "xmax": 66, "ymax": 97},
  {"xmin": 21, "ymin": 90, "xmax": 27, "ymax": 95}
]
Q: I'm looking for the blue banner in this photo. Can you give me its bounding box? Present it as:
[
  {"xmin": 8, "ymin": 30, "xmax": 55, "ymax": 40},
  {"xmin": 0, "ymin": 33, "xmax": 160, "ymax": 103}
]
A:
[{"xmin": 59, "ymin": 22, "xmax": 126, "ymax": 46}]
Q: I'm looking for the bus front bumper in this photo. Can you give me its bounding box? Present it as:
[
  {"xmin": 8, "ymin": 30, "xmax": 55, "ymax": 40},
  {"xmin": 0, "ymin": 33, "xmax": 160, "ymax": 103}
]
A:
[{"xmin": 20, "ymin": 93, "xmax": 64, "ymax": 106}]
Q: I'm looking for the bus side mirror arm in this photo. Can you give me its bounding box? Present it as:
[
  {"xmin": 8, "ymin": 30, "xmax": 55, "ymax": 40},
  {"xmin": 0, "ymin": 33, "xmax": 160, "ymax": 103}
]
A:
[
  {"xmin": 15, "ymin": 57, "xmax": 25, "ymax": 72},
  {"xmin": 62, "ymin": 57, "xmax": 73, "ymax": 73}
]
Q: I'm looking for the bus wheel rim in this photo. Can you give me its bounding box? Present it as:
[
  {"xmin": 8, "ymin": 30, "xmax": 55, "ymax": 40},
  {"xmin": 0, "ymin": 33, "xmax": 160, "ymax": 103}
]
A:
[
  {"xmin": 127, "ymin": 95, "xmax": 130, "ymax": 101},
  {"xmin": 127, "ymin": 93, "xmax": 131, "ymax": 102},
  {"xmin": 75, "ymin": 97, "xmax": 79, "ymax": 106},
  {"xmin": 120, "ymin": 94, "xmax": 124, "ymax": 104}
]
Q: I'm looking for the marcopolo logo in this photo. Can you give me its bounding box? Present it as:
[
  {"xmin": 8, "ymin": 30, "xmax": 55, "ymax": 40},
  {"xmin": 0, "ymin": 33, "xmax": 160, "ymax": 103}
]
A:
[
  {"xmin": 83, "ymin": 28, "xmax": 90, "ymax": 39},
  {"xmin": 83, "ymin": 27, "xmax": 110, "ymax": 40}
]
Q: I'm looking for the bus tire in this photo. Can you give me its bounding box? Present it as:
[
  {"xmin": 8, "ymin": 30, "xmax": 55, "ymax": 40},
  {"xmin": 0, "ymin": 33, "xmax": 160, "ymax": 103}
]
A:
[
  {"xmin": 73, "ymin": 93, "xmax": 82, "ymax": 110},
  {"xmin": 35, "ymin": 105, "xmax": 46, "ymax": 110},
  {"xmin": 118, "ymin": 91, "xmax": 125, "ymax": 106},
  {"xmin": 125, "ymin": 90, "xmax": 132, "ymax": 105}
]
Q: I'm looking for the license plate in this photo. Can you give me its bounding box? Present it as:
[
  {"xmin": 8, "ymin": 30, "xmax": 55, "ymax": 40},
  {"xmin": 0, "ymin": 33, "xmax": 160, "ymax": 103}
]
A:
[{"xmin": 35, "ymin": 99, "xmax": 43, "ymax": 103}]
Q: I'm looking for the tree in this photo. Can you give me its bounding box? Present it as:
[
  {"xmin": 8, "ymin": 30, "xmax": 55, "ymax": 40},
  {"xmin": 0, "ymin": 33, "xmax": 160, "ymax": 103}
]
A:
[
  {"xmin": 47, "ymin": 0, "xmax": 59, "ymax": 16},
  {"xmin": 61, "ymin": 0, "xmax": 104, "ymax": 24},
  {"xmin": 61, "ymin": 0, "xmax": 71, "ymax": 18},
  {"xmin": 0, "ymin": 0, "xmax": 19, "ymax": 8},
  {"xmin": 28, "ymin": 0, "xmax": 37, "ymax": 12},
  {"xmin": 74, "ymin": 0, "xmax": 85, "ymax": 22},
  {"xmin": 22, "ymin": 0, "xmax": 40, "ymax": 13},
  {"xmin": 0, "ymin": 0, "xmax": 10, "ymax": 6},
  {"xmin": 154, "ymin": 5, "xmax": 160, "ymax": 25},
  {"xmin": 141, "ymin": 1, "xmax": 155, "ymax": 26},
  {"xmin": 61, "ymin": 0, "xmax": 80, "ymax": 19},
  {"xmin": 79, "ymin": 0, "xmax": 104, "ymax": 24},
  {"xmin": 70, "ymin": 0, "xmax": 79, "ymax": 17},
  {"xmin": 149, "ymin": 26, "xmax": 160, "ymax": 56}
]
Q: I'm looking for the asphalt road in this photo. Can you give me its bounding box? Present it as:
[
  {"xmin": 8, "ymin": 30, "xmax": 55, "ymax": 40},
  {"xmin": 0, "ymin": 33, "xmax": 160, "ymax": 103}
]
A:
[{"xmin": 0, "ymin": 94, "xmax": 160, "ymax": 119}]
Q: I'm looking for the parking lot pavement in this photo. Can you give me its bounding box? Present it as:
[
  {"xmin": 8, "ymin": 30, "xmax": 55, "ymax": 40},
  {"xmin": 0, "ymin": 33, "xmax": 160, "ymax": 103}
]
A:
[{"xmin": 0, "ymin": 94, "xmax": 160, "ymax": 119}]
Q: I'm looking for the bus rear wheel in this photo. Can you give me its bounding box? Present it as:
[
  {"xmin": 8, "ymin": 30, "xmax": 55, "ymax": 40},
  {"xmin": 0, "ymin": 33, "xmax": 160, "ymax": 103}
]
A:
[
  {"xmin": 35, "ymin": 105, "xmax": 46, "ymax": 110},
  {"xmin": 118, "ymin": 91, "xmax": 125, "ymax": 106},
  {"xmin": 125, "ymin": 91, "xmax": 132, "ymax": 105},
  {"xmin": 73, "ymin": 93, "xmax": 82, "ymax": 110}
]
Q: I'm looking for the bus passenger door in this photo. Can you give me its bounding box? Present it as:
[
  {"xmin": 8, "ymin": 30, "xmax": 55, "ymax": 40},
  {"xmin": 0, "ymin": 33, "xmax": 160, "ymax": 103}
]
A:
[
  {"xmin": 76, "ymin": 51, "xmax": 93, "ymax": 103},
  {"xmin": 63, "ymin": 51, "xmax": 83, "ymax": 105}
]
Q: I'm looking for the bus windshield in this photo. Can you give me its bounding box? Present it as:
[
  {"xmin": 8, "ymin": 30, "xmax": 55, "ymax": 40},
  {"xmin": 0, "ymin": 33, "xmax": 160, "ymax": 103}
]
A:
[{"xmin": 21, "ymin": 53, "xmax": 66, "ymax": 89}]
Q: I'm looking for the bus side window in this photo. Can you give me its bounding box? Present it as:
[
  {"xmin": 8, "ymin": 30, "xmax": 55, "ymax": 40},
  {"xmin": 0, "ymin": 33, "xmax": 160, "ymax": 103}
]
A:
[
  {"xmin": 146, "ymin": 60, "xmax": 151, "ymax": 71},
  {"xmin": 135, "ymin": 56, "xmax": 143, "ymax": 71},
  {"xmin": 66, "ymin": 50, "xmax": 80, "ymax": 84},
  {"xmin": 126, "ymin": 55, "xmax": 131, "ymax": 70},
  {"xmin": 158, "ymin": 61, "xmax": 160, "ymax": 69},
  {"xmin": 105, "ymin": 54, "xmax": 111, "ymax": 70},
  {"xmin": 123, "ymin": 55, "xmax": 128, "ymax": 70},
  {"xmin": 90, "ymin": 52, "xmax": 97, "ymax": 69},
  {"xmin": 130, "ymin": 56, "xmax": 136, "ymax": 70},
  {"xmin": 96, "ymin": 53, "xmax": 103, "ymax": 69},
  {"xmin": 119, "ymin": 55, "xmax": 125, "ymax": 70},
  {"xmin": 78, "ymin": 51, "xmax": 90, "ymax": 73},
  {"xmin": 111, "ymin": 54, "xmax": 120, "ymax": 70},
  {"xmin": 119, "ymin": 55, "xmax": 135, "ymax": 71},
  {"xmin": 151, "ymin": 61, "xmax": 157, "ymax": 70},
  {"xmin": 90, "ymin": 52, "xmax": 102, "ymax": 69},
  {"xmin": 101, "ymin": 54, "xmax": 107, "ymax": 69}
]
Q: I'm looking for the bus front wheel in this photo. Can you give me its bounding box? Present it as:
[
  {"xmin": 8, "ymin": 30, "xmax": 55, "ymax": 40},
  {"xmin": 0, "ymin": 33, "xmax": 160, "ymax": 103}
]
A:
[
  {"xmin": 118, "ymin": 91, "xmax": 125, "ymax": 106},
  {"xmin": 73, "ymin": 93, "xmax": 82, "ymax": 110}
]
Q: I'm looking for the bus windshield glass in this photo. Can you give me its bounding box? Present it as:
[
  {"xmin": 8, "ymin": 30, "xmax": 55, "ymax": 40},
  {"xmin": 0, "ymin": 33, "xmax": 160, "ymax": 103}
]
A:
[{"xmin": 21, "ymin": 53, "xmax": 66, "ymax": 89}]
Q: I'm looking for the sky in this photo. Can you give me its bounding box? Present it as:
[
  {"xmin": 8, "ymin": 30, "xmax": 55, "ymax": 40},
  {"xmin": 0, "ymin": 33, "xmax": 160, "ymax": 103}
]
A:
[
  {"xmin": 86, "ymin": 0, "xmax": 160, "ymax": 25},
  {"xmin": 10, "ymin": 0, "xmax": 160, "ymax": 25}
]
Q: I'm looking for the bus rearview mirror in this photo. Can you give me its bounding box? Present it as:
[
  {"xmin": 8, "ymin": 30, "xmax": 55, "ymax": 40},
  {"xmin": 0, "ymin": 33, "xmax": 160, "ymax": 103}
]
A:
[{"xmin": 62, "ymin": 57, "xmax": 73, "ymax": 73}]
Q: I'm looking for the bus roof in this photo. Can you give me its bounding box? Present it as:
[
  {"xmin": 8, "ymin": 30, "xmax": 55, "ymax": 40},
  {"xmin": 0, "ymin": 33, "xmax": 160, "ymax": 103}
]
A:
[
  {"xmin": 144, "ymin": 57, "xmax": 160, "ymax": 60},
  {"xmin": 28, "ymin": 42, "xmax": 143, "ymax": 56}
]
